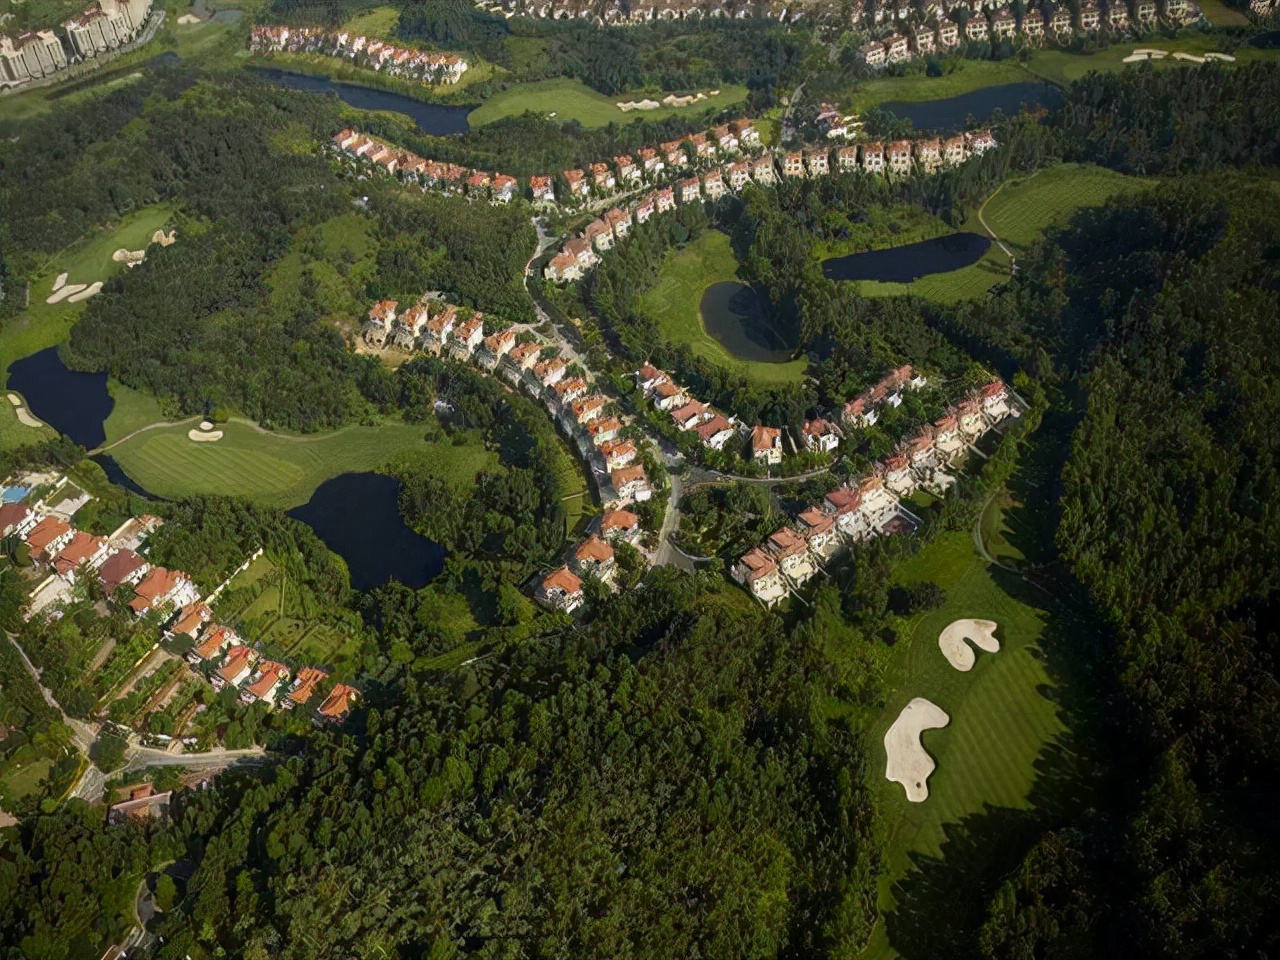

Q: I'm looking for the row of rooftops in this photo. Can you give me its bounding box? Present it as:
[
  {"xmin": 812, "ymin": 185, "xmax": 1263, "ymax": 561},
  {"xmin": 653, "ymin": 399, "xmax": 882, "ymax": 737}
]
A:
[
  {"xmin": 856, "ymin": 0, "xmax": 1194, "ymax": 59},
  {"xmin": 0, "ymin": 503, "xmax": 180, "ymax": 609},
  {"xmin": 249, "ymin": 26, "xmax": 468, "ymax": 79},
  {"xmin": 733, "ymin": 379, "xmax": 1016, "ymax": 605},
  {"xmin": 177, "ymin": 610, "xmax": 357, "ymax": 720},
  {"xmin": 635, "ymin": 363, "xmax": 741, "ymax": 451}
]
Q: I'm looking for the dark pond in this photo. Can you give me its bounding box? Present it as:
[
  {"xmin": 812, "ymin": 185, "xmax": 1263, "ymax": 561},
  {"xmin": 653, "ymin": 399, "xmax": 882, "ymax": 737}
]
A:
[
  {"xmin": 250, "ymin": 67, "xmax": 472, "ymax": 135},
  {"xmin": 822, "ymin": 233, "xmax": 992, "ymax": 283},
  {"xmin": 288, "ymin": 472, "xmax": 443, "ymax": 591},
  {"xmin": 879, "ymin": 82, "xmax": 1064, "ymax": 134},
  {"xmin": 698, "ymin": 281, "xmax": 798, "ymax": 364},
  {"xmin": 92, "ymin": 454, "xmax": 160, "ymax": 500},
  {"xmin": 7, "ymin": 347, "xmax": 112, "ymax": 449}
]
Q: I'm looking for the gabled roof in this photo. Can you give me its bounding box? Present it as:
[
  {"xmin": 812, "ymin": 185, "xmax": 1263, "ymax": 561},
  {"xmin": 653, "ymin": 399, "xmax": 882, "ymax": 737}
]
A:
[
  {"xmin": 288, "ymin": 666, "xmax": 328, "ymax": 706},
  {"xmin": 768, "ymin": 527, "xmax": 807, "ymax": 558},
  {"xmin": 542, "ymin": 565, "xmax": 582, "ymax": 595},
  {"xmin": 752, "ymin": 424, "xmax": 781, "ymax": 452},
  {"xmin": 52, "ymin": 531, "xmax": 106, "ymax": 575},
  {"xmin": 575, "ymin": 535, "xmax": 615, "ymax": 564},
  {"xmin": 696, "ymin": 415, "xmax": 733, "ymax": 442},
  {"xmin": 24, "ymin": 516, "xmax": 71, "ymax": 553},
  {"xmin": 99, "ymin": 549, "xmax": 146, "ymax": 591},
  {"xmin": 194, "ymin": 624, "xmax": 236, "ymax": 660},
  {"xmin": 600, "ymin": 508, "xmax": 639, "ymax": 533},
  {"xmin": 737, "ymin": 547, "xmax": 778, "ymax": 582},
  {"xmin": 0, "ymin": 503, "xmax": 31, "ymax": 532},
  {"xmin": 248, "ymin": 661, "xmax": 289, "ymax": 699},
  {"xmin": 217, "ymin": 645, "xmax": 255, "ymax": 683},
  {"xmin": 610, "ymin": 465, "xmax": 647, "ymax": 488},
  {"xmin": 318, "ymin": 683, "xmax": 359, "ymax": 719}
]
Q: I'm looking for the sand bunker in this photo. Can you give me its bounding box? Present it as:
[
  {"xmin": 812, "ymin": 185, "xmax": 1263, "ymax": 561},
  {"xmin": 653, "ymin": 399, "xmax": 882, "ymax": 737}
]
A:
[
  {"xmin": 46, "ymin": 283, "xmax": 86, "ymax": 304},
  {"xmin": 1172, "ymin": 52, "xmax": 1205, "ymax": 62},
  {"xmin": 189, "ymin": 421, "xmax": 222, "ymax": 442},
  {"xmin": 617, "ymin": 98, "xmax": 661, "ymax": 112},
  {"xmin": 67, "ymin": 281, "xmax": 103, "ymax": 302},
  {"xmin": 176, "ymin": 12, "xmax": 201, "ymax": 23},
  {"xmin": 885, "ymin": 698, "xmax": 950, "ymax": 803},
  {"xmin": 7, "ymin": 394, "xmax": 44, "ymax": 428},
  {"xmin": 53, "ymin": 272, "xmax": 68, "ymax": 291},
  {"xmin": 1203, "ymin": 52, "xmax": 1235, "ymax": 61},
  {"xmin": 938, "ymin": 618, "xmax": 1000, "ymax": 671},
  {"xmin": 661, "ymin": 92, "xmax": 708, "ymax": 108},
  {"xmin": 152, "ymin": 229, "xmax": 177, "ymax": 246}
]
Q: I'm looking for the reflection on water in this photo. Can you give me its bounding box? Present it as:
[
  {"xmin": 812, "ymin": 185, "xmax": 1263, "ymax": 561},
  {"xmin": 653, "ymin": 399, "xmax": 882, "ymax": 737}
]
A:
[
  {"xmin": 7, "ymin": 348, "xmax": 112, "ymax": 449},
  {"xmin": 698, "ymin": 281, "xmax": 798, "ymax": 364},
  {"xmin": 250, "ymin": 67, "xmax": 472, "ymax": 135},
  {"xmin": 879, "ymin": 82, "xmax": 1064, "ymax": 134},
  {"xmin": 288, "ymin": 472, "xmax": 444, "ymax": 590},
  {"xmin": 822, "ymin": 233, "xmax": 992, "ymax": 283}
]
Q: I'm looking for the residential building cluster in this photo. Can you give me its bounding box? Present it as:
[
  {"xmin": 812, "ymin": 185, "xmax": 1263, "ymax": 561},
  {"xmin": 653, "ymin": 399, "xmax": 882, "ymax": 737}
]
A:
[
  {"xmin": 359, "ymin": 294, "xmax": 659, "ymax": 617},
  {"xmin": 177, "ymin": 613, "xmax": 358, "ymax": 723},
  {"xmin": 854, "ymin": 0, "xmax": 1199, "ymax": 66},
  {"xmin": 330, "ymin": 129, "xmax": 520, "ymax": 203},
  {"xmin": 535, "ymin": 514, "xmax": 639, "ymax": 613},
  {"xmin": 635, "ymin": 363, "xmax": 742, "ymax": 453},
  {"xmin": 0, "ymin": 0, "xmax": 152, "ymax": 89},
  {"xmin": 249, "ymin": 26, "xmax": 468, "ymax": 84},
  {"xmin": 1, "ymin": 492, "xmax": 176, "ymax": 620},
  {"xmin": 1, "ymin": 474, "xmax": 359, "ymax": 726},
  {"xmin": 733, "ymin": 377, "xmax": 1019, "ymax": 606},
  {"xmin": 548, "ymin": 128, "xmax": 994, "ymax": 283}
]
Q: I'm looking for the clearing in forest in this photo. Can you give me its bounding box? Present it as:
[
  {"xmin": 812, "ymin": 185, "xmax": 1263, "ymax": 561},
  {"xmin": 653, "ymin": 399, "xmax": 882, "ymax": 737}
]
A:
[
  {"xmin": 468, "ymin": 77, "xmax": 749, "ymax": 129},
  {"xmin": 637, "ymin": 230, "xmax": 807, "ymax": 385},
  {"xmin": 107, "ymin": 419, "xmax": 495, "ymax": 509}
]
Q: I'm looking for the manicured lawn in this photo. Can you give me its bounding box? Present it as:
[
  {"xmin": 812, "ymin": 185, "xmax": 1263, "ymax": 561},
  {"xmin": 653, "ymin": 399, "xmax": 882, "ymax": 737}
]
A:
[
  {"xmin": 855, "ymin": 164, "xmax": 1149, "ymax": 304},
  {"xmin": 0, "ymin": 756, "xmax": 52, "ymax": 802},
  {"xmin": 107, "ymin": 419, "xmax": 495, "ymax": 508},
  {"xmin": 858, "ymin": 527, "xmax": 1072, "ymax": 957},
  {"xmin": 638, "ymin": 231, "xmax": 808, "ymax": 385},
  {"xmin": 850, "ymin": 59, "xmax": 1031, "ymax": 112},
  {"xmin": 101, "ymin": 381, "xmax": 171, "ymax": 446},
  {"xmin": 468, "ymin": 77, "xmax": 749, "ymax": 129},
  {"xmin": 1194, "ymin": 0, "xmax": 1250, "ymax": 24},
  {"xmin": 0, "ymin": 204, "xmax": 177, "ymax": 447},
  {"xmin": 341, "ymin": 4, "xmax": 401, "ymax": 38},
  {"xmin": 1026, "ymin": 34, "xmax": 1272, "ymax": 85}
]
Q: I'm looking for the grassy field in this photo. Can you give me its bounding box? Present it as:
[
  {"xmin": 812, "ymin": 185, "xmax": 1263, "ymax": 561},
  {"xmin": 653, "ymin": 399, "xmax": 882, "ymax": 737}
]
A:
[
  {"xmin": 468, "ymin": 77, "xmax": 749, "ymax": 129},
  {"xmin": 855, "ymin": 164, "xmax": 1149, "ymax": 303},
  {"xmin": 638, "ymin": 231, "xmax": 808, "ymax": 385},
  {"xmin": 341, "ymin": 4, "xmax": 401, "ymax": 38},
  {"xmin": 1026, "ymin": 33, "xmax": 1274, "ymax": 85},
  {"xmin": 1194, "ymin": 0, "xmax": 1251, "ymax": 24},
  {"xmin": 857, "ymin": 525, "xmax": 1072, "ymax": 957},
  {"xmin": 0, "ymin": 204, "xmax": 177, "ymax": 449},
  {"xmin": 106, "ymin": 419, "xmax": 496, "ymax": 508},
  {"xmin": 812, "ymin": 203, "xmax": 953, "ymax": 261},
  {"xmin": 101, "ymin": 381, "xmax": 172, "ymax": 447},
  {"xmin": 849, "ymin": 59, "xmax": 1031, "ymax": 112}
]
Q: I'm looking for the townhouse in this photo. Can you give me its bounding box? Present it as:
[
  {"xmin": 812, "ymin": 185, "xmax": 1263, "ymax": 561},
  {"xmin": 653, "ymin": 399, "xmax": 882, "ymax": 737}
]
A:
[
  {"xmin": 283, "ymin": 666, "xmax": 328, "ymax": 710},
  {"xmin": 783, "ymin": 151, "xmax": 805, "ymax": 178},
  {"xmin": 884, "ymin": 31, "xmax": 910, "ymax": 61},
  {"xmin": 24, "ymin": 516, "xmax": 75, "ymax": 564},
  {"xmin": 801, "ymin": 418, "xmax": 839, "ymax": 453},
  {"xmin": 915, "ymin": 137, "xmax": 943, "ymax": 174},
  {"xmin": 610, "ymin": 465, "xmax": 652, "ymax": 503},
  {"xmin": 679, "ymin": 176, "xmax": 702, "ymax": 204},
  {"xmin": 696, "ymin": 414, "xmax": 736, "ymax": 451},
  {"xmin": 751, "ymin": 155, "xmax": 777, "ymax": 185},
  {"xmin": 797, "ymin": 507, "xmax": 841, "ymax": 562},
  {"xmin": 599, "ymin": 508, "xmax": 641, "ymax": 544},
  {"xmin": 1079, "ymin": 2, "xmax": 1102, "ymax": 28},
  {"xmin": 913, "ymin": 23, "xmax": 937, "ymax": 53},
  {"xmin": 938, "ymin": 20, "xmax": 960, "ymax": 46},
  {"xmin": 966, "ymin": 14, "xmax": 990, "ymax": 39},
  {"xmin": 212, "ymin": 644, "xmax": 257, "ymax": 692},
  {"xmin": 129, "ymin": 566, "xmax": 197, "ymax": 617},
  {"xmin": 240, "ymin": 661, "xmax": 290, "ymax": 707},
  {"xmin": 992, "ymin": 9, "xmax": 1018, "ymax": 38},
  {"xmin": 1022, "ymin": 8, "xmax": 1045, "ymax": 36},
  {"xmin": 805, "ymin": 148, "xmax": 830, "ymax": 177},
  {"xmin": 859, "ymin": 38, "xmax": 887, "ymax": 66},
  {"xmin": 615, "ymin": 154, "xmax": 641, "ymax": 184},
  {"xmin": 571, "ymin": 535, "xmax": 616, "ymax": 583},
  {"xmin": 530, "ymin": 175, "xmax": 556, "ymax": 203},
  {"xmin": 563, "ymin": 168, "xmax": 590, "ymax": 200},
  {"xmin": 887, "ymin": 139, "xmax": 914, "ymax": 177},
  {"xmin": 766, "ymin": 527, "xmax": 819, "ymax": 585},
  {"xmin": 590, "ymin": 161, "xmax": 616, "ymax": 192},
  {"xmin": 316, "ymin": 683, "xmax": 359, "ymax": 722},
  {"xmin": 727, "ymin": 160, "xmax": 751, "ymax": 191},
  {"xmin": 861, "ymin": 141, "xmax": 886, "ymax": 175},
  {"xmin": 702, "ymin": 168, "xmax": 726, "ymax": 200}
]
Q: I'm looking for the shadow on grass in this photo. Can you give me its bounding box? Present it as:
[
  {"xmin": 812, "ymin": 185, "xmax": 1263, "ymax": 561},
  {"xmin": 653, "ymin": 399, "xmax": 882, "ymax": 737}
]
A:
[{"xmin": 885, "ymin": 543, "xmax": 1124, "ymax": 957}]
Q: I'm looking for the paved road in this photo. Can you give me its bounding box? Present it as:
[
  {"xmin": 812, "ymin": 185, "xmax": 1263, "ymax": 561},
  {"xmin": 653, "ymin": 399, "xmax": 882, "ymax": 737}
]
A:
[
  {"xmin": 5, "ymin": 633, "xmax": 99, "ymax": 753},
  {"xmin": 122, "ymin": 744, "xmax": 266, "ymax": 773}
]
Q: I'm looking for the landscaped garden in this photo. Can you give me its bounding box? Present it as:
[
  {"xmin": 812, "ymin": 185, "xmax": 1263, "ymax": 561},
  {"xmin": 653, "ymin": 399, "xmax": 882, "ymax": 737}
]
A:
[
  {"xmin": 637, "ymin": 230, "xmax": 807, "ymax": 385},
  {"xmin": 105, "ymin": 419, "xmax": 495, "ymax": 509}
]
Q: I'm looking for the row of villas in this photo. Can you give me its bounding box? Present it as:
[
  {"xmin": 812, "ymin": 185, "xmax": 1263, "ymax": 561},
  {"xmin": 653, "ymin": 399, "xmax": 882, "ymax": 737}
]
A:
[
  {"xmin": 176, "ymin": 612, "xmax": 357, "ymax": 722},
  {"xmin": 635, "ymin": 363, "xmax": 745, "ymax": 453},
  {"xmin": 249, "ymin": 26, "xmax": 468, "ymax": 83},
  {"xmin": 0, "ymin": 0, "xmax": 152, "ymax": 88},
  {"xmin": 862, "ymin": 0, "xmax": 1197, "ymax": 28},
  {"xmin": 331, "ymin": 119, "xmax": 763, "ymax": 211},
  {"xmin": 357, "ymin": 297, "xmax": 662, "ymax": 617},
  {"xmin": 0, "ymin": 502, "xmax": 195, "ymax": 619},
  {"xmin": 734, "ymin": 379, "xmax": 1018, "ymax": 606},
  {"xmin": 331, "ymin": 129, "xmax": 521, "ymax": 202},
  {"xmin": 546, "ymin": 130, "xmax": 995, "ymax": 284},
  {"xmin": 858, "ymin": 0, "xmax": 1197, "ymax": 62},
  {"xmin": 534, "ymin": 510, "xmax": 643, "ymax": 612},
  {"xmin": 360, "ymin": 296, "xmax": 655, "ymax": 508}
]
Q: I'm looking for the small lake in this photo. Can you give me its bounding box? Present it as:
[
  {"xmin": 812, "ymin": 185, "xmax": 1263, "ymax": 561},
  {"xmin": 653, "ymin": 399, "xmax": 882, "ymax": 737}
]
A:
[
  {"xmin": 250, "ymin": 67, "xmax": 472, "ymax": 136},
  {"xmin": 879, "ymin": 82, "xmax": 1064, "ymax": 134},
  {"xmin": 7, "ymin": 348, "xmax": 113, "ymax": 449},
  {"xmin": 822, "ymin": 233, "xmax": 992, "ymax": 283},
  {"xmin": 288, "ymin": 472, "xmax": 444, "ymax": 591},
  {"xmin": 699, "ymin": 281, "xmax": 798, "ymax": 364}
]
